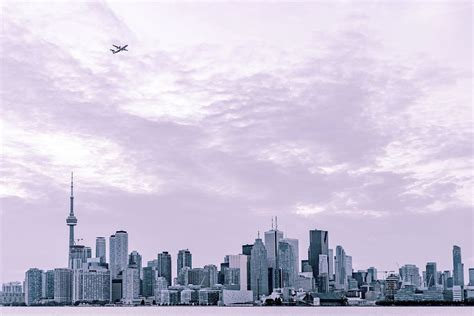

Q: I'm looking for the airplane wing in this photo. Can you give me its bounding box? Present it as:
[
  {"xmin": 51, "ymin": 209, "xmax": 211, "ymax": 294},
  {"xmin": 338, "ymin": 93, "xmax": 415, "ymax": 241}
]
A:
[
  {"xmin": 122, "ymin": 45, "xmax": 128, "ymax": 49},
  {"xmin": 113, "ymin": 45, "xmax": 120, "ymax": 49},
  {"xmin": 122, "ymin": 48, "xmax": 128, "ymax": 51}
]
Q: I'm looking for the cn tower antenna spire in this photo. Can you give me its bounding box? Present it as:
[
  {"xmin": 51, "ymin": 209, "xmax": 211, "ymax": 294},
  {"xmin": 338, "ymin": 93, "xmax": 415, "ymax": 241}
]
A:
[{"xmin": 66, "ymin": 172, "xmax": 78, "ymax": 266}]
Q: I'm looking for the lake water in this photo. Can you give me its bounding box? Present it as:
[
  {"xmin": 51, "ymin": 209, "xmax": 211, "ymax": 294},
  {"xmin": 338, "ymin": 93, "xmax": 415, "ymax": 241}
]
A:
[{"xmin": 1, "ymin": 306, "xmax": 473, "ymax": 316}]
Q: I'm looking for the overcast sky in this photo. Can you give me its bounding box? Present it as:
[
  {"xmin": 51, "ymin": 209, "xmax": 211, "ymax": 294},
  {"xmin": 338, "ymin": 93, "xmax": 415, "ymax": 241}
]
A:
[{"xmin": 1, "ymin": 0, "xmax": 472, "ymax": 284}]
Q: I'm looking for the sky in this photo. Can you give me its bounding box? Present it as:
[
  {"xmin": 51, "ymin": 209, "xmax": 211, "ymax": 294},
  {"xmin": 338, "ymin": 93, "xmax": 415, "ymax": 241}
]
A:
[{"xmin": 0, "ymin": 0, "xmax": 472, "ymax": 284}]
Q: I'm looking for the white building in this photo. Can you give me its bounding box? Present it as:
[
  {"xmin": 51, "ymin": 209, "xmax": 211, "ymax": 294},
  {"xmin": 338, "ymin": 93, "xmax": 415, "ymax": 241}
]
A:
[
  {"xmin": 452, "ymin": 285, "xmax": 463, "ymax": 302},
  {"xmin": 228, "ymin": 254, "xmax": 248, "ymax": 290},
  {"xmin": 222, "ymin": 289, "xmax": 253, "ymax": 306}
]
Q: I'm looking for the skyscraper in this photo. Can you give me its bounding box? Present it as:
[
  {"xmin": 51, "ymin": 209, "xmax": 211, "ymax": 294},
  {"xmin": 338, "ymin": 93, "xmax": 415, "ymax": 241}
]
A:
[
  {"xmin": 142, "ymin": 266, "xmax": 157, "ymax": 298},
  {"xmin": 109, "ymin": 231, "xmax": 128, "ymax": 279},
  {"xmin": 426, "ymin": 262, "xmax": 437, "ymax": 288},
  {"xmin": 43, "ymin": 270, "xmax": 55, "ymax": 299},
  {"xmin": 54, "ymin": 268, "xmax": 73, "ymax": 304},
  {"xmin": 177, "ymin": 249, "xmax": 192, "ymax": 275},
  {"xmin": 157, "ymin": 251, "xmax": 172, "ymax": 287},
  {"xmin": 123, "ymin": 267, "xmax": 140, "ymax": 304},
  {"xmin": 129, "ymin": 250, "xmax": 142, "ymax": 279},
  {"xmin": 25, "ymin": 268, "xmax": 43, "ymax": 305},
  {"xmin": 367, "ymin": 267, "xmax": 377, "ymax": 284},
  {"xmin": 264, "ymin": 217, "xmax": 284, "ymax": 291},
  {"xmin": 308, "ymin": 229, "xmax": 329, "ymax": 280},
  {"xmin": 399, "ymin": 264, "xmax": 421, "ymax": 288},
  {"xmin": 468, "ymin": 268, "xmax": 474, "ymax": 286},
  {"xmin": 66, "ymin": 173, "xmax": 77, "ymax": 266},
  {"xmin": 242, "ymin": 244, "xmax": 253, "ymax": 290},
  {"xmin": 279, "ymin": 239, "xmax": 297, "ymax": 288},
  {"xmin": 345, "ymin": 255, "xmax": 353, "ymax": 283},
  {"xmin": 250, "ymin": 237, "xmax": 269, "ymax": 300},
  {"xmin": 204, "ymin": 264, "xmax": 218, "ymax": 287},
  {"xmin": 96, "ymin": 237, "xmax": 106, "ymax": 264},
  {"xmin": 453, "ymin": 245, "xmax": 464, "ymax": 286},
  {"xmin": 328, "ymin": 249, "xmax": 334, "ymax": 280},
  {"xmin": 335, "ymin": 245, "xmax": 347, "ymax": 290}
]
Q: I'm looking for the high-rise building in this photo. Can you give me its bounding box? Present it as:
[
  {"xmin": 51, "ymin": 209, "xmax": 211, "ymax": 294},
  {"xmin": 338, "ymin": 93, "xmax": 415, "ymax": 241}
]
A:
[
  {"xmin": 468, "ymin": 268, "xmax": 474, "ymax": 286},
  {"xmin": 69, "ymin": 245, "xmax": 92, "ymax": 269},
  {"xmin": 301, "ymin": 260, "xmax": 312, "ymax": 273},
  {"xmin": 335, "ymin": 245, "xmax": 347, "ymax": 290},
  {"xmin": 43, "ymin": 270, "xmax": 54, "ymax": 299},
  {"xmin": 228, "ymin": 254, "xmax": 248, "ymax": 290},
  {"xmin": 308, "ymin": 229, "xmax": 329, "ymax": 280},
  {"xmin": 157, "ymin": 251, "xmax": 172, "ymax": 287},
  {"xmin": 279, "ymin": 239, "xmax": 297, "ymax": 288},
  {"xmin": 426, "ymin": 262, "xmax": 437, "ymax": 288},
  {"xmin": 204, "ymin": 264, "xmax": 218, "ymax": 287},
  {"xmin": 187, "ymin": 268, "xmax": 210, "ymax": 287},
  {"xmin": 242, "ymin": 244, "xmax": 253, "ymax": 256},
  {"xmin": 328, "ymin": 249, "xmax": 334, "ymax": 280},
  {"xmin": 282, "ymin": 238, "xmax": 299, "ymax": 285},
  {"xmin": 82, "ymin": 269, "xmax": 111, "ymax": 302},
  {"xmin": 66, "ymin": 173, "xmax": 78, "ymax": 267},
  {"xmin": 264, "ymin": 218, "xmax": 284, "ymax": 291},
  {"xmin": 142, "ymin": 266, "xmax": 157, "ymax": 297},
  {"xmin": 109, "ymin": 230, "xmax": 128, "ymax": 279},
  {"xmin": 73, "ymin": 268, "xmax": 111, "ymax": 303},
  {"xmin": 317, "ymin": 254, "xmax": 330, "ymax": 293},
  {"xmin": 177, "ymin": 249, "xmax": 192, "ymax": 277},
  {"xmin": 25, "ymin": 268, "xmax": 43, "ymax": 305},
  {"xmin": 96, "ymin": 237, "xmax": 106, "ymax": 264},
  {"xmin": 123, "ymin": 267, "xmax": 140, "ymax": 304},
  {"xmin": 242, "ymin": 244, "xmax": 253, "ymax": 290},
  {"xmin": 345, "ymin": 255, "xmax": 353, "ymax": 284},
  {"xmin": 367, "ymin": 267, "xmax": 377, "ymax": 284},
  {"xmin": 250, "ymin": 237, "xmax": 269, "ymax": 300},
  {"xmin": 54, "ymin": 268, "xmax": 73, "ymax": 304},
  {"xmin": 399, "ymin": 264, "xmax": 421, "ymax": 288},
  {"xmin": 453, "ymin": 245, "xmax": 464, "ymax": 286},
  {"xmin": 129, "ymin": 250, "xmax": 142, "ymax": 279},
  {"xmin": 318, "ymin": 255, "xmax": 329, "ymax": 274}
]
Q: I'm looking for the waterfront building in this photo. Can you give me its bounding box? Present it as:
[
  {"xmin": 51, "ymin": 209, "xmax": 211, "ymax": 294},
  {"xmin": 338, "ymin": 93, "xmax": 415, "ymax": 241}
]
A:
[
  {"xmin": 0, "ymin": 282, "xmax": 24, "ymax": 305},
  {"xmin": 25, "ymin": 268, "xmax": 43, "ymax": 305},
  {"xmin": 54, "ymin": 268, "xmax": 73, "ymax": 304}
]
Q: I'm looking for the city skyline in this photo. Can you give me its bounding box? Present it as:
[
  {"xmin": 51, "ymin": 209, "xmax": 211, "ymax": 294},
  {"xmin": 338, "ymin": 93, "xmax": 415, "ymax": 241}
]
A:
[
  {"xmin": 1, "ymin": 0, "xmax": 473, "ymax": 289},
  {"xmin": 2, "ymin": 174, "xmax": 471, "ymax": 288}
]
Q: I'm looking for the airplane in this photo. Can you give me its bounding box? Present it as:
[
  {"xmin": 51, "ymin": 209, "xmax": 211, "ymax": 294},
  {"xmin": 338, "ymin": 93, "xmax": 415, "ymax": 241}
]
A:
[{"xmin": 110, "ymin": 44, "xmax": 128, "ymax": 54}]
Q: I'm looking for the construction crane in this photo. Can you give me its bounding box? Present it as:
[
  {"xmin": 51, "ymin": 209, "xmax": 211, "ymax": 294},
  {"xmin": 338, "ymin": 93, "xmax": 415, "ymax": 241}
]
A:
[{"xmin": 377, "ymin": 270, "xmax": 395, "ymax": 280}]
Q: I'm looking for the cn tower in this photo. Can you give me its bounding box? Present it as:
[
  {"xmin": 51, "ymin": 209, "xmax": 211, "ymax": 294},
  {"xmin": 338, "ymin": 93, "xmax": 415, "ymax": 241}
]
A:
[{"xmin": 66, "ymin": 172, "xmax": 77, "ymax": 262}]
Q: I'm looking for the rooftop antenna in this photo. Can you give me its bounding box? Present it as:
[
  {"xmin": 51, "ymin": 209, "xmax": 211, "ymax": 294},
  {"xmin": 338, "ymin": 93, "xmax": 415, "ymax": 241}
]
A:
[
  {"xmin": 258, "ymin": 231, "xmax": 260, "ymax": 239},
  {"xmin": 271, "ymin": 217, "xmax": 274, "ymax": 230},
  {"xmin": 275, "ymin": 216, "xmax": 278, "ymax": 230}
]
